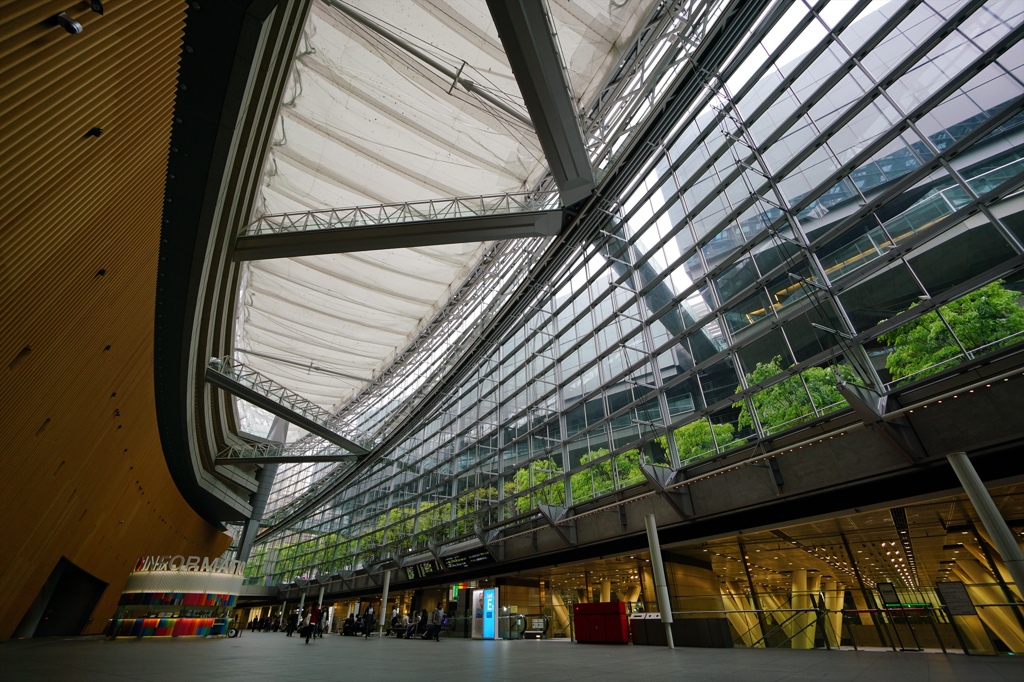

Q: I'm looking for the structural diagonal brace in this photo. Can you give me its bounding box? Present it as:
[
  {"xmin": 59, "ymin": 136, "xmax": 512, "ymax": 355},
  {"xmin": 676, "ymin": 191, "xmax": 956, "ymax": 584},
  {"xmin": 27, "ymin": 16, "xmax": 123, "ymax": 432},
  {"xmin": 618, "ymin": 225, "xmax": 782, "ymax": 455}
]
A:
[
  {"xmin": 642, "ymin": 463, "xmax": 695, "ymax": 519},
  {"xmin": 487, "ymin": 0, "xmax": 595, "ymax": 205},
  {"xmin": 838, "ymin": 381, "xmax": 926, "ymax": 463},
  {"xmin": 537, "ymin": 504, "xmax": 577, "ymax": 545},
  {"xmin": 205, "ymin": 365, "xmax": 369, "ymax": 455}
]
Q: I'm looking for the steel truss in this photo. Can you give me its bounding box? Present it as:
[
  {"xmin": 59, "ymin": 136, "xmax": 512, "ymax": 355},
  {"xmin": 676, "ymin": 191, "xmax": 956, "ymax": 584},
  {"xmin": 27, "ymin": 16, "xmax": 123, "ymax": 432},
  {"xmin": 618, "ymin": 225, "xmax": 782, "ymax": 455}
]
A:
[
  {"xmin": 244, "ymin": 190, "xmax": 559, "ymax": 237},
  {"xmin": 254, "ymin": 0, "xmax": 750, "ymax": 540}
]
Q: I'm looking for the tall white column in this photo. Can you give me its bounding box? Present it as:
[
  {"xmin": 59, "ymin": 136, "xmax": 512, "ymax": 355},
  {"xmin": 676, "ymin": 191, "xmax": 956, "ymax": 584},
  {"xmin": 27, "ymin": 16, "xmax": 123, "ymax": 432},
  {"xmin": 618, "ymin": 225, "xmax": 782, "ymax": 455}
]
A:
[
  {"xmin": 378, "ymin": 570, "xmax": 392, "ymax": 636},
  {"xmin": 644, "ymin": 514, "xmax": 674, "ymax": 649},
  {"xmin": 947, "ymin": 452, "xmax": 1024, "ymax": 593}
]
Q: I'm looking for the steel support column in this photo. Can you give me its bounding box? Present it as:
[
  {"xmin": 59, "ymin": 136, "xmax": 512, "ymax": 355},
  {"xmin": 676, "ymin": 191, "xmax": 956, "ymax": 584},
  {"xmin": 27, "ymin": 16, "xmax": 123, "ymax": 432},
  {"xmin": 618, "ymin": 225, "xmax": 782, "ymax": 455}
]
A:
[
  {"xmin": 947, "ymin": 452, "xmax": 1024, "ymax": 600},
  {"xmin": 236, "ymin": 417, "xmax": 288, "ymax": 562},
  {"xmin": 378, "ymin": 570, "xmax": 392, "ymax": 637},
  {"xmin": 644, "ymin": 514, "xmax": 675, "ymax": 648}
]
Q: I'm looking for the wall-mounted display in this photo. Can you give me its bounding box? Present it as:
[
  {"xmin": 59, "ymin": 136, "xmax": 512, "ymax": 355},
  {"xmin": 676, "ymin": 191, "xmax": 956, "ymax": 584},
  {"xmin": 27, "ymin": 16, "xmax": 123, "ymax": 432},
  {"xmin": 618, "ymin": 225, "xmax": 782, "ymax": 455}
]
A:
[{"xmin": 442, "ymin": 548, "xmax": 494, "ymax": 570}]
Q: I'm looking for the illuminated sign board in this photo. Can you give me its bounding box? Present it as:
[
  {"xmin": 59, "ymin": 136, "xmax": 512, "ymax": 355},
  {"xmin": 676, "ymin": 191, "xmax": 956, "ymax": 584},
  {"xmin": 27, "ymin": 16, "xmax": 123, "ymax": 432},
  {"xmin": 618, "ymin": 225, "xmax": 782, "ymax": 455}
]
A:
[
  {"xmin": 405, "ymin": 559, "xmax": 440, "ymax": 580},
  {"xmin": 483, "ymin": 588, "xmax": 496, "ymax": 639},
  {"xmin": 441, "ymin": 548, "xmax": 494, "ymax": 570}
]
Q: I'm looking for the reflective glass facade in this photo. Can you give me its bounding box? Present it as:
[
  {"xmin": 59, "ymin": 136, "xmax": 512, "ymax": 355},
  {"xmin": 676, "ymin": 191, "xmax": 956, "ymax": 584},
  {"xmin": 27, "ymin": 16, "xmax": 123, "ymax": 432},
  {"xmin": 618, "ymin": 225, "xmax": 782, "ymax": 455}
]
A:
[{"xmin": 247, "ymin": 0, "xmax": 1024, "ymax": 584}]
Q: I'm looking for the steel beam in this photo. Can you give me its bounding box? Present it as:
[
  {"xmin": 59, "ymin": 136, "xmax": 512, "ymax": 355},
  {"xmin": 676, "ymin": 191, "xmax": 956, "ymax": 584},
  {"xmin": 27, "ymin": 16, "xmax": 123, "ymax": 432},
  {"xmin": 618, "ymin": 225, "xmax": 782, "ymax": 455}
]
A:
[
  {"xmin": 235, "ymin": 417, "xmax": 288, "ymax": 562},
  {"xmin": 487, "ymin": 0, "xmax": 595, "ymax": 205},
  {"xmin": 205, "ymin": 365, "xmax": 368, "ymax": 455},
  {"xmin": 216, "ymin": 438, "xmax": 364, "ymax": 464},
  {"xmin": 215, "ymin": 454, "xmax": 360, "ymax": 464},
  {"xmin": 234, "ymin": 209, "xmax": 562, "ymax": 261}
]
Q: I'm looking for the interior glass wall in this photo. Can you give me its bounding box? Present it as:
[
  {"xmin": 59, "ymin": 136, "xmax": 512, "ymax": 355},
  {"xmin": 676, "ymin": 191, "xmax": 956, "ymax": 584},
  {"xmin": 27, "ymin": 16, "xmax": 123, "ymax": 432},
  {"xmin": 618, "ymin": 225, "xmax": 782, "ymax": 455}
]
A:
[{"xmin": 247, "ymin": 0, "xmax": 1024, "ymax": 586}]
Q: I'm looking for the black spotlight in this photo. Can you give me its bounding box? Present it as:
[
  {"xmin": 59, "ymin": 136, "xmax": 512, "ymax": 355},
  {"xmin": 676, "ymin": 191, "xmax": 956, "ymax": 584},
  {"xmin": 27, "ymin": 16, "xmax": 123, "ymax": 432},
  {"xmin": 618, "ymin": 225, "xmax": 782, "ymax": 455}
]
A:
[{"xmin": 55, "ymin": 12, "xmax": 82, "ymax": 34}]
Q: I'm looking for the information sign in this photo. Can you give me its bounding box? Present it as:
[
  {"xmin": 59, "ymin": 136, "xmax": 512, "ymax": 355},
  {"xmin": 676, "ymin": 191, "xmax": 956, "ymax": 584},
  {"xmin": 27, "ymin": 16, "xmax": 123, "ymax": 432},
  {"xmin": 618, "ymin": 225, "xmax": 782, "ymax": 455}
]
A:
[
  {"xmin": 405, "ymin": 559, "xmax": 439, "ymax": 580},
  {"xmin": 483, "ymin": 588, "xmax": 496, "ymax": 639},
  {"xmin": 936, "ymin": 581, "xmax": 977, "ymax": 616},
  {"xmin": 441, "ymin": 548, "xmax": 495, "ymax": 570},
  {"xmin": 414, "ymin": 559, "xmax": 438, "ymax": 579},
  {"xmin": 877, "ymin": 582, "xmax": 901, "ymax": 607}
]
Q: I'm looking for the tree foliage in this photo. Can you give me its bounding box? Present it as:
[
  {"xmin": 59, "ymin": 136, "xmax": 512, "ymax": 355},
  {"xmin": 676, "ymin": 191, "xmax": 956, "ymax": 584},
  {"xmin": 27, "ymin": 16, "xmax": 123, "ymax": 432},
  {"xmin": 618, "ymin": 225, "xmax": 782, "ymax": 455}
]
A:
[
  {"xmin": 878, "ymin": 281, "xmax": 1024, "ymax": 382},
  {"xmin": 658, "ymin": 419, "xmax": 737, "ymax": 462},
  {"xmin": 570, "ymin": 448, "xmax": 642, "ymax": 503},
  {"xmin": 733, "ymin": 356, "xmax": 855, "ymax": 433},
  {"xmin": 504, "ymin": 457, "xmax": 565, "ymax": 513}
]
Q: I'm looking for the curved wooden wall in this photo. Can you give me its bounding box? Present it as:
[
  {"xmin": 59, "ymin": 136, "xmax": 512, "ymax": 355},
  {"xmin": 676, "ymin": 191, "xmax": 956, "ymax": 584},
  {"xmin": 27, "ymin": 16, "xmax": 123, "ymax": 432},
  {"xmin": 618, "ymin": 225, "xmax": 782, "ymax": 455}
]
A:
[{"xmin": 0, "ymin": 0, "xmax": 230, "ymax": 641}]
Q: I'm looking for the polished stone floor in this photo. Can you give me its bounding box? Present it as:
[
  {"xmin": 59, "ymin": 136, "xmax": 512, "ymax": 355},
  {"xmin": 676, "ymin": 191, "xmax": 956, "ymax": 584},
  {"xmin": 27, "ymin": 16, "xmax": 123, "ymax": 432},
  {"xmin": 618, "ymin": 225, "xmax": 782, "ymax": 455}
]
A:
[{"xmin": 1, "ymin": 632, "xmax": 1021, "ymax": 682}]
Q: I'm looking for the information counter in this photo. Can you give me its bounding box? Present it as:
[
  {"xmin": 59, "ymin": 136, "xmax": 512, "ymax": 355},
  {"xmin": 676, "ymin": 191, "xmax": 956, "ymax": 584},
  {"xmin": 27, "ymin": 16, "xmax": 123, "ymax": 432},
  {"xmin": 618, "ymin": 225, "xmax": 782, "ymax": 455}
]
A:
[{"xmin": 106, "ymin": 555, "xmax": 243, "ymax": 639}]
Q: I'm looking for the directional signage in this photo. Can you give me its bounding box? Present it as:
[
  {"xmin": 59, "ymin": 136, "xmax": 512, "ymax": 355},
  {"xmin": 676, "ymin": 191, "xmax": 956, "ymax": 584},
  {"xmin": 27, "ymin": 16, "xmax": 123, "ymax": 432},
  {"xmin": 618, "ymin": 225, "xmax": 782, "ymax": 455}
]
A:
[
  {"xmin": 441, "ymin": 548, "xmax": 495, "ymax": 570},
  {"xmin": 877, "ymin": 582, "xmax": 901, "ymax": 607},
  {"xmin": 936, "ymin": 581, "xmax": 977, "ymax": 616},
  {"xmin": 405, "ymin": 559, "xmax": 439, "ymax": 580}
]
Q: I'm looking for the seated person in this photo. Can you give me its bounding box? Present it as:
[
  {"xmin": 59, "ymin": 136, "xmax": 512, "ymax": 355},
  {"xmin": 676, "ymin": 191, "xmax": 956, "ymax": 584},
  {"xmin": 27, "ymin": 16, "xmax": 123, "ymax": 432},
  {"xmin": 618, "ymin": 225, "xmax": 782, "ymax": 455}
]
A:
[
  {"xmin": 342, "ymin": 614, "xmax": 356, "ymax": 636},
  {"xmin": 395, "ymin": 612, "xmax": 410, "ymax": 638},
  {"xmin": 405, "ymin": 613, "xmax": 420, "ymax": 639}
]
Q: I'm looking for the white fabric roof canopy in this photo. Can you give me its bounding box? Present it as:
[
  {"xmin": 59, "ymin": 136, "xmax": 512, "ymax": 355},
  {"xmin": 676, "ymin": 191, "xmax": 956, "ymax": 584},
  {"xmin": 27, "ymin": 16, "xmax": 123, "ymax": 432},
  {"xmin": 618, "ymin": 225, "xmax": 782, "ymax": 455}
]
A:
[{"xmin": 237, "ymin": 0, "xmax": 657, "ymax": 415}]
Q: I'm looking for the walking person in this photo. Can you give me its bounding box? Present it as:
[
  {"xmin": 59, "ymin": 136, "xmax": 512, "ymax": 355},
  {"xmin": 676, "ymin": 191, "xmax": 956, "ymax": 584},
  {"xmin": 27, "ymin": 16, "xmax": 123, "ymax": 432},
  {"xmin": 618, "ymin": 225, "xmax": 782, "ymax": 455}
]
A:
[
  {"xmin": 301, "ymin": 610, "xmax": 313, "ymax": 644},
  {"xmin": 428, "ymin": 604, "xmax": 444, "ymax": 641},
  {"xmin": 286, "ymin": 609, "xmax": 298, "ymax": 637},
  {"xmin": 310, "ymin": 603, "xmax": 320, "ymax": 640},
  {"xmin": 362, "ymin": 606, "xmax": 375, "ymax": 638}
]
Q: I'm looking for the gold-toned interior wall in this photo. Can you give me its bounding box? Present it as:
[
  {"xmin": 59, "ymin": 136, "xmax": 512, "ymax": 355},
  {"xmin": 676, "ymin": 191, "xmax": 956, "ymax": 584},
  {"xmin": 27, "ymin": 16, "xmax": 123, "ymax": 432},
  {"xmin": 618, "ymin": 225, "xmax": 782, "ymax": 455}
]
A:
[{"xmin": 0, "ymin": 0, "xmax": 230, "ymax": 641}]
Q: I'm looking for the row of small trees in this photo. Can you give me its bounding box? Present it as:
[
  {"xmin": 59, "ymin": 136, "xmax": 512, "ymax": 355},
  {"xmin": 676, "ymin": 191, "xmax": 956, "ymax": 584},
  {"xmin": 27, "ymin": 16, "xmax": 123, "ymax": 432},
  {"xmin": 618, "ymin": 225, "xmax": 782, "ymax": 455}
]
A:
[{"xmin": 250, "ymin": 281, "xmax": 1024, "ymax": 581}]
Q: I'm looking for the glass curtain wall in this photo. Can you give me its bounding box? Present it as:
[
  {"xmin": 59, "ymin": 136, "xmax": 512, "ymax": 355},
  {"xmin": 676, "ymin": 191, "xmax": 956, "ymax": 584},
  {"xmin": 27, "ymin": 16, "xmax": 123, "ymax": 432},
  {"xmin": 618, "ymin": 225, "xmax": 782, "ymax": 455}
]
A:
[{"xmin": 247, "ymin": 0, "xmax": 1024, "ymax": 585}]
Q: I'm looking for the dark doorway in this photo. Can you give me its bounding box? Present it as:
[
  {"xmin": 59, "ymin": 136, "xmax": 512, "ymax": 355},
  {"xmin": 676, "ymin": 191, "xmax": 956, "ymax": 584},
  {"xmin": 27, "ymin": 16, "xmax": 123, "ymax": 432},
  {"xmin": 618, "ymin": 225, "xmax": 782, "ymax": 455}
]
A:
[{"xmin": 14, "ymin": 557, "xmax": 108, "ymax": 638}]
